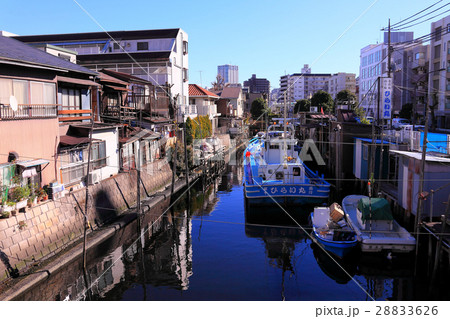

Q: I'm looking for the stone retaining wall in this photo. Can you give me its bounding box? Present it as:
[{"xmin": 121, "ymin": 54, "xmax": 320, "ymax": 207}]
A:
[{"xmin": 0, "ymin": 159, "xmax": 172, "ymax": 280}]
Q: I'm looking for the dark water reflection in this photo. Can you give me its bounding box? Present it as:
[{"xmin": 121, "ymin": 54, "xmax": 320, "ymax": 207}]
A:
[{"xmin": 14, "ymin": 163, "xmax": 450, "ymax": 301}]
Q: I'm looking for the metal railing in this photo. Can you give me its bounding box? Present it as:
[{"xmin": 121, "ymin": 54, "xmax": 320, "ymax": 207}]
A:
[
  {"xmin": 384, "ymin": 128, "xmax": 421, "ymax": 151},
  {"xmin": 0, "ymin": 104, "xmax": 58, "ymax": 120},
  {"xmin": 58, "ymin": 108, "xmax": 92, "ymax": 122},
  {"xmin": 60, "ymin": 157, "xmax": 108, "ymax": 185}
]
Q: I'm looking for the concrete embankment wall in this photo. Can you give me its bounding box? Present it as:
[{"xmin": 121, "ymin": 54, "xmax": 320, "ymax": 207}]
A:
[{"xmin": 0, "ymin": 159, "xmax": 172, "ymax": 280}]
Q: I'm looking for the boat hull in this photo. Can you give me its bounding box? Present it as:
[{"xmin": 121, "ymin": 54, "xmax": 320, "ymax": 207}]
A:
[
  {"xmin": 342, "ymin": 195, "xmax": 416, "ymax": 253},
  {"xmin": 244, "ymin": 183, "xmax": 330, "ymax": 206},
  {"xmin": 310, "ymin": 213, "xmax": 358, "ymax": 258}
]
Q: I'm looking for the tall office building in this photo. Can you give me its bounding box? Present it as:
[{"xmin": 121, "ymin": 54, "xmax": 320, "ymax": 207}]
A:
[
  {"xmin": 218, "ymin": 64, "xmax": 239, "ymax": 85},
  {"xmin": 243, "ymin": 74, "xmax": 270, "ymax": 94}
]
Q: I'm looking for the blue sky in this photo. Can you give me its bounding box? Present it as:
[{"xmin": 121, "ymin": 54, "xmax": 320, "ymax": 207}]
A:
[{"xmin": 0, "ymin": 0, "xmax": 439, "ymax": 89}]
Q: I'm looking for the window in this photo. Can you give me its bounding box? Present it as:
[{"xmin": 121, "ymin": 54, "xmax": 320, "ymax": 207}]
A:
[
  {"xmin": 31, "ymin": 82, "xmax": 56, "ymax": 104},
  {"xmin": 183, "ymin": 41, "xmax": 188, "ymax": 55},
  {"xmin": 58, "ymin": 53, "xmax": 71, "ymax": 62},
  {"xmin": 415, "ymin": 52, "xmax": 424, "ymax": 60},
  {"xmin": 0, "ymin": 78, "xmax": 12, "ymax": 104},
  {"xmin": 182, "ymin": 68, "xmax": 188, "ymax": 82},
  {"xmin": 59, "ymin": 87, "xmax": 81, "ymax": 117},
  {"xmin": 137, "ymin": 42, "xmax": 149, "ymax": 51},
  {"xmin": 435, "ymin": 44, "xmax": 441, "ymax": 58},
  {"xmin": 435, "ymin": 26, "xmax": 442, "ymax": 42},
  {"xmin": 13, "ymin": 80, "xmax": 29, "ymax": 104},
  {"xmin": 363, "ymin": 144, "xmax": 368, "ymax": 161},
  {"xmin": 433, "ymin": 79, "xmax": 439, "ymax": 90},
  {"xmin": 92, "ymin": 141, "xmax": 107, "ymax": 169},
  {"xmin": 434, "ymin": 62, "xmax": 441, "ymax": 72}
]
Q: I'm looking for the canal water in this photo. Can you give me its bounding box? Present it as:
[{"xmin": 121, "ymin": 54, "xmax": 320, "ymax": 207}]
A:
[{"xmin": 15, "ymin": 162, "xmax": 450, "ymax": 301}]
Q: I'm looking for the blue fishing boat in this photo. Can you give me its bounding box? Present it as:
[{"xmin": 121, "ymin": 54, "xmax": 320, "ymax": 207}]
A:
[
  {"xmin": 311, "ymin": 205, "xmax": 358, "ymax": 258},
  {"xmin": 243, "ymin": 123, "xmax": 330, "ymax": 206}
]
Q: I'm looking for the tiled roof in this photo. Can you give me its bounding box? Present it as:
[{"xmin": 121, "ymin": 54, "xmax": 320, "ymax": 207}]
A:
[
  {"xmin": 189, "ymin": 84, "xmax": 219, "ymax": 98},
  {"xmin": 220, "ymin": 87, "xmax": 241, "ymax": 99},
  {"xmin": 0, "ymin": 35, "xmax": 97, "ymax": 76}
]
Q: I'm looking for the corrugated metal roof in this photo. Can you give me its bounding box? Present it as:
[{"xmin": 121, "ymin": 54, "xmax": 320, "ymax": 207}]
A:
[
  {"xmin": 16, "ymin": 159, "xmax": 50, "ymax": 168},
  {"xmin": 14, "ymin": 29, "xmax": 181, "ymax": 43},
  {"xmin": 390, "ymin": 150, "xmax": 450, "ymax": 163}
]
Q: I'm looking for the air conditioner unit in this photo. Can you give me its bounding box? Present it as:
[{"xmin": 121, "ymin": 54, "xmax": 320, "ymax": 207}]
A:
[{"xmin": 87, "ymin": 171, "xmax": 101, "ymax": 185}]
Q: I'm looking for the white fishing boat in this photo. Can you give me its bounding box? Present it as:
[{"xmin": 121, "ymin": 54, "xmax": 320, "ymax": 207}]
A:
[{"xmin": 342, "ymin": 195, "xmax": 416, "ymax": 253}]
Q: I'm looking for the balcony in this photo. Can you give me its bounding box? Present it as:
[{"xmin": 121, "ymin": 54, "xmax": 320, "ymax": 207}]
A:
[
  {"xmin": 58, "ymin": 108, "xmax": 92, "ymax": 122},
  {"xmin": 0, "ymin": 104, "xmax": 58, "ymax": 121}
]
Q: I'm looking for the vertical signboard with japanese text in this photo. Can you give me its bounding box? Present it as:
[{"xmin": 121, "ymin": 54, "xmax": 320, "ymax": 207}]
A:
[{"xmin": 380, "ymin": 77, "xmax": 393, "ymax": 119}]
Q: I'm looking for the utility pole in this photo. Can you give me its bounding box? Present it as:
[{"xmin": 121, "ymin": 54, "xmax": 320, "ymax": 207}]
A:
[
  {"xmin": 137, "ymin": 107, "xmax": 142, "ymax": 219},
  {"xmin": 415, "ymin": 105, "xmax": 430, "ymax": 235},
  {"xmin": 81, "ymin": 111, "xmax": 95, "ymax": 300},
  {"xmin": 388, "ymin": 19, "xmax": 391, "ymax": 78}
]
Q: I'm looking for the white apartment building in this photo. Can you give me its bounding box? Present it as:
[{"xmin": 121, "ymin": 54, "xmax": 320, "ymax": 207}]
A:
[
  {"xmin": 328, "ymin": 73, "xmax": 356, "ymax": 100},
  {"xmin": 429, "ymin": 15, "xmax": 450, "ymax": 128},
  {"xmin": 359, "ymin": 32, "xmax": 414, "ymax": 118},
  {"xmin": 218, "ymin": 64, "xmax": 239, "ymax": 85},
  {"xmin": 359, "ymin": 43, "xmax": 386, "ymax": 117},
  {"xmin": 279, "ymin": 71, "xmax": 331, "ymax": 104},
  {"xmin": 15, "ymin": 29, "xmax": 189, "ymax": 108}
]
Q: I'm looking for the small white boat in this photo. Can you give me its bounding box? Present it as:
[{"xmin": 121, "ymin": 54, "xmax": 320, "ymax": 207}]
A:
[
  {"xmin": 342, "ymin": 195, "xmax": 416, "ymax": 253},
  {"xmin": 311, "ymin": 203, "xmax": 358, "ymax": 258}
]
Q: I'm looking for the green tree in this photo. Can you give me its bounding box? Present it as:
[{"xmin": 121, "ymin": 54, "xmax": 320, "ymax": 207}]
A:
[
  {"xmin": 399, "ymin": 103, "xmax": 413, "ymax": 120},
  {"xmin": 250, "ymin": 97, "xmax": 269, "ymax": 120},
  {"xmin": 311, "ymin": 90, "xmax": 334, "ymax": 113},
  {"xmin": 335, "ymin": 90, "xmax": 356, "ymax": 108},
  {"xmin": 294, "ymin": 99, "xmax": 311, "ymax": 113},
  {"xmin": 352, "ymin": 106, "xmax": 370, "ymax": 124},
  {"xmin": 185, "ymin": 117, "xmax": 194, "ymax": 145},
  {"xmin": 191, "ymin": 115, "xmax": 212, "ymax": 139}
]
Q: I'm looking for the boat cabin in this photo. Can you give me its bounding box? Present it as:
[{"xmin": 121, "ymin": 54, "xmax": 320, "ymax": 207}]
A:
[{"xmin": 255, "ymin": 124, "xmax": 306, "ymax": 184}]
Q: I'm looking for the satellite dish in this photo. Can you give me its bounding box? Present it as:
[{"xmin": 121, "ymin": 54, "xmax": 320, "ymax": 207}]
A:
[{"xmin": 9, "ymin": 96, "xmax": 18, "ymax": 112}]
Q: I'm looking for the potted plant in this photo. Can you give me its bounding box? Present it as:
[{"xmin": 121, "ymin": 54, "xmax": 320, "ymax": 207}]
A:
[
  {"xmin": 0, "ymin": 210, "xmax": 10, "ymax": 219},
  {"xmin": 37, "ymin": 187, "xmax": 48, "ymax": 201},
  {"xmin": 27, "ymin": 195, "xmax": 36, "ymax": 208},
  {"xmin": 11, "ymin": 185, "xmax": 30, "ymax": 210},
  {"xmin": 1, "ymin": 201, "xmax": 15, "ymax": 218}
]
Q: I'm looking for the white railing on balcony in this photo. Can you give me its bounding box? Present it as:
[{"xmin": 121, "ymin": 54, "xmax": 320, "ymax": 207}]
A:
[
  {"xmin": 192, "ymin": 104, "xmax": 218, "ymax": 118},
  {"xmin": 0, "ymin": 104, "xmax": 58, "ymax": 120}
]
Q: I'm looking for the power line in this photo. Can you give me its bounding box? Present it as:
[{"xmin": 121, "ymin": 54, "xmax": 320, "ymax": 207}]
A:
[
  {"xmin": 393, "ymin": 8, "xmax": 450, "ymax": 31},
  {"xmin": 384, "ymin": 0, "xmax": 443, "ymax": 29},
  {"xmin": 388, "ymin": 2, "xmax": 450, "ymax": 30}
]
